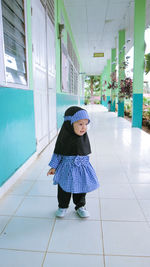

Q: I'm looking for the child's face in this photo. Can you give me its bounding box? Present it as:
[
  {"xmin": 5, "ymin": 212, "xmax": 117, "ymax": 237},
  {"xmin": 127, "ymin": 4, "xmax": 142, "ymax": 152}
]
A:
[{"xmin": 73, "ymin": 119, "xmax": 88, "ymax": 136}]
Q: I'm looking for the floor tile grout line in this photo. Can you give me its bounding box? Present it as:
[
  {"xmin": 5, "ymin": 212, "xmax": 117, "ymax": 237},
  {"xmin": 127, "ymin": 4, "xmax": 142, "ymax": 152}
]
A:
[
  {"xmin": 7, "ymin": 179, "xmax": 37, "ymax": 197},
  {"xmin": 1, "ymin": 214, "xmax": 149, "ymax": 223},
  {"xmin": 0, "ymin": 194, "xmax": 28, "ymax": 235},
  {"xmin": 0, "ymin": 247, "xmax": 45, "ymax": 253},
  {"xmin": 104, "ymin": 253, "xmax": 150, "ymax": 258},
  {"xmin": 41, "ymin": 218, "xmax": 56, "ymax": 267},
  {"xmin": 129, "ymin": 183, "xmax": 150, "ymax": 228},
  {"xmin": 0, "ymin": 247, "xmax": 104, "ymax": 256},
  {"xmin": 0, "ymin": 179, "xmax": 40, "ymax": 236},
  {"xmin": 1, "ymin": 246, "xmax": 150, "ymax": 258},
  {"xmin": 98, "ymin": 197, "xmax": 106, "ymax": 267}
]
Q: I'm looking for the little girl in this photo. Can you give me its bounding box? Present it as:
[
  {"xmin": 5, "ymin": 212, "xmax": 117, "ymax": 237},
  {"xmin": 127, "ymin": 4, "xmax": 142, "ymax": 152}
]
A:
[{"xmin": 47, "ymin": 106, "xmax": 99, "ymax": 218}]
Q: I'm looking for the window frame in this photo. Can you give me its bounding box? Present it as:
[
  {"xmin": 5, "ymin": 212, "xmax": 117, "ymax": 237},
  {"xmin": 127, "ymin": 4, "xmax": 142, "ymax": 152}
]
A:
[{"xmin": 0, "ymin": 0, "xmax": 30, "ymax": 89}]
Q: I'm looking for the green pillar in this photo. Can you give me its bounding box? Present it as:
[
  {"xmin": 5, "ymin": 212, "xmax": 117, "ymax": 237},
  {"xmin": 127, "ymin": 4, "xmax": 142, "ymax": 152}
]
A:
[
  {"xmin": 102, "ymin": 66, "xmax": 107, "ymax": 107},
  {"xmin": 132, "ymin": 0, "xmax": 146, "ymax": 128},
  {"xmin": 100, "ymin": 71, "xmax": 104, "ymax": 104},
  {"xmin": 106, "ymin": 59, "xmax": 111, "ymax": 106},
  {"xmin": 111, "ymin": 48, "xmax": 116, "ymax": 111},
  {"xmin": 118, "ymin": 29, "xmax": 125, "ymax": 117}
]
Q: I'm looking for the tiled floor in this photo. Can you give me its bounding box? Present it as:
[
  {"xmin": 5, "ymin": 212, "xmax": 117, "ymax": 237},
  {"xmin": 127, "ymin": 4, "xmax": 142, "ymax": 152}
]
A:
[{"xmin": 0, "ymin": 105, "xmax": 150, "ymax": 267}]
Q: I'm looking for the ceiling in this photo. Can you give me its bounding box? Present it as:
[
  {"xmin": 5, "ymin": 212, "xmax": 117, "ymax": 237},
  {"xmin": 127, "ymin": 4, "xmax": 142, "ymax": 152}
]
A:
[{"xmin": 63, "ymin": 0, "xmax": 149, "ymax": 76}]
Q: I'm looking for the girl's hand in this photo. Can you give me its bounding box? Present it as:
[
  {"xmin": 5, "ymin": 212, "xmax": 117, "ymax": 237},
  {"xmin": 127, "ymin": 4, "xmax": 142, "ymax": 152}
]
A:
[{"xmin": 47, "ymin": 168, "xmax": 56, "ymax": 175}]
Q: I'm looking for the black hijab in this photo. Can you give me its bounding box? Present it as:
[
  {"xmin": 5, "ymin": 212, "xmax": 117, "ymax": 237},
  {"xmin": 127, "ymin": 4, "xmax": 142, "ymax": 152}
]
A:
[{"xmin": 54, "ymin": 106, "xmax": 91, "ymax": 156}]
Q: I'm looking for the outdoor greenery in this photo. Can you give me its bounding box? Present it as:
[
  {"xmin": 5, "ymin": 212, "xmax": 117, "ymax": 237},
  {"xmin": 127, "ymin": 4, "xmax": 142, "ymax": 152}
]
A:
[
  {"xmin": 145, "ymin": 53, "xmax": 150, "ymax": 74},
  {"xmin": 84, "ymin": 75, "xmax": 101, "ymax": 104},
  {"xmin": 83, "ymin": 53, "xmax": 150, "ymax": 132},
  {"xmin": 124, "ymin": 99, "xmax": 132, "ymax": 118}
]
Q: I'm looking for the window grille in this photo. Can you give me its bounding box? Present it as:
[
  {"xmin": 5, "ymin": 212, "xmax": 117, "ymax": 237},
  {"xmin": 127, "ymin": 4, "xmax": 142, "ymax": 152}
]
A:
[
  {"xmin": 69, "ymin": 62, "xmax": 74, "ymax": 94},
  {"xmin": 74, "ymin": 71, "xmax": 78, "ymax": 95},
  {"xmin": 67, "ymin": 33, "xmax": 79, "ymax": 95},
  {"xmin": 46, "ymin": 0, "xmax": 54, "ymax": 26},
  {"xmin": 1, "ymin": 0, "xmax": 27, "ymax": 85},
  {"xmin": 40, "ymin": 0, "xmax": 55, "ymax": 26}
]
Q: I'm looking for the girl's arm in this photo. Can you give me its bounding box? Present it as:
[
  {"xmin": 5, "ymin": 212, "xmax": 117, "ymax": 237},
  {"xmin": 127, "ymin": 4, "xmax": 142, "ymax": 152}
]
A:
[
  {"xmin": 47, "ymin": 168, "xmax": 55, "ymax": 175},
  {"xmin": 47, "ymin": 153, "xmax": 62, "ymax": 176}
]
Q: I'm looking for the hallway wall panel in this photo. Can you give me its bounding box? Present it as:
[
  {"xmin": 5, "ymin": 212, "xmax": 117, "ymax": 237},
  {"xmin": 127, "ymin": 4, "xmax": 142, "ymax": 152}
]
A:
[{"xmin": 0, "ymin": 88, "xmax": 36, "ymax": 186}]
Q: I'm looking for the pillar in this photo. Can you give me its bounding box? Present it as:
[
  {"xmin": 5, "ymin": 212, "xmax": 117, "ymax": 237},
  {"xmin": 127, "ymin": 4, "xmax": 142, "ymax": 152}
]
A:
[
  {"xmin": 132, "ymin": 0, "xmax": 146, "ymax": 128},
  {"xmin": 111, "ymin": 48, "xmax": 116, "ymax": 111},
  {"xmin": 106, "ymin": 59, "xmax": 111, "ymax": 107},
  {"xmin": 118, "ymin": 29, "xmax": 125, "ymax": 117}
]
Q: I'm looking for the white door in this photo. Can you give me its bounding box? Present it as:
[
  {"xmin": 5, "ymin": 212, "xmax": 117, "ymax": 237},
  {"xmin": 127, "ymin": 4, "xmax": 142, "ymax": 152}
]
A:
[
  {"xmin": 46, "ymin": 16, "xmax": 57, "ymax": 141},
  {"xmin": 31, "ymin": 0, "xmax": 56, "ymax": 153}
]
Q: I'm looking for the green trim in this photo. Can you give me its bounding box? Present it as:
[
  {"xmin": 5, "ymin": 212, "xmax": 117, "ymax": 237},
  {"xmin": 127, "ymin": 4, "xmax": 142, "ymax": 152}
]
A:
[
  {"xmin": 111, "ymin": 48, "xmax": 116, "ymax": 73},
  {"xmin": 106, "ymin": 59, "xmax": 111, "ymax": 97},
  {"xmin": 118, "ymin": 30, "xmax": 125, "ymax": 83},
  {"xmin": 118, "ymin": 29, "xmax": 125, "ymax": 117},
  {"xmin": 133, "ymin": 0, "xmax": 146, "ymax": 94},
  {"xmin": 111, "ymin": 48, "xmax": 116, "ymax": 111}
]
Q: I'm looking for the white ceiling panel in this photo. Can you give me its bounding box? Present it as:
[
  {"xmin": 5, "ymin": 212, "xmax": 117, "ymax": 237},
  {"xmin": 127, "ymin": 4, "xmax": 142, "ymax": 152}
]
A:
[
  {"xmin": 63, "ymin": 0, "xmax": 86, "ymax": 6},
  {"xmin": 63, "ymin": 0, "xmax": 134, "ymax": 75},
  {"xmin": 106, "ymin": 2, "xmax": 129, "ymax": 20}
]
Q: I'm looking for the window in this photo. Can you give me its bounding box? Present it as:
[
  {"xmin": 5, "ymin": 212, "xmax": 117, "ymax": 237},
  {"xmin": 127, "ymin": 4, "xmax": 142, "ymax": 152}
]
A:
[
  {"xmin": 40, "ymin": 0, "xmax": 55, "ymax": 26},
  {"xmin": 67, "ymin": 33, "xmax": 79, "ymax": 95},
  {"xmin": 0, "ymin": 0, "xmax": 27, "ymax": 85}
]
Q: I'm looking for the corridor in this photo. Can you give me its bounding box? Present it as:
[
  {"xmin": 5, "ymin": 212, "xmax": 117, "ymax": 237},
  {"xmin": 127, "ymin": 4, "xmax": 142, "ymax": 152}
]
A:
[{"xmin": 0, "ymin": 105, "xmax": 150, "ymax": 267}]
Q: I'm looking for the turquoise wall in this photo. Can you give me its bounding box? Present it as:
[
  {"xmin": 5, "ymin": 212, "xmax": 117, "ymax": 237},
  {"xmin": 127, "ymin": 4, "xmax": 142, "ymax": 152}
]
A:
[
  {"xmin": 132, "ymin": 94, "xmax": 143, "ymax": 128},
  {"xmin": 56, "ymin": 93, "xmax": 78, "ymax": 128},
  {"xmin": 0, "ymin": 88, "xmax": 36, "ymax": 186},
  {"xmin": 80, "ymin": 97, "xmax": 85, "ymax": 106}
]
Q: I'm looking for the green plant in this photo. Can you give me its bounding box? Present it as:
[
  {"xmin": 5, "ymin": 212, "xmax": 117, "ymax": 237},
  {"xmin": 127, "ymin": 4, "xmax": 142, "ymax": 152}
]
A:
[
  {"xmin": 145, "ymin": 53, "xmax": 150, "ymax": 74},
  {"xmin": 143, "ymin": 97, "xmax": 148, "ymax": 105},
  {"xmin": 84, "ymin": 75, "xmax": 101, "ymax": 101},
  {"xmin": 147, "ymin": 108, "xmax": 150, "ymax": 119},
  {"xmin": 119, "ymin": 78, "xmax": 133, "ymax": 100},
  {"xmin": 84, "ymin": 98, "xmax": 90, "ymax": 105},
  {"xmin": 94, "ymin": 100, "xmax": 100, "ymax": 104}
]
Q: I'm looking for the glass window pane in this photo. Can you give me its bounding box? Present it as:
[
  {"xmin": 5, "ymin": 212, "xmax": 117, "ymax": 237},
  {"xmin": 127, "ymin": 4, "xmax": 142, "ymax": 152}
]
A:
[{"xmin": 1, "ymin": 0, "xmax": 27, "ymax": 85}]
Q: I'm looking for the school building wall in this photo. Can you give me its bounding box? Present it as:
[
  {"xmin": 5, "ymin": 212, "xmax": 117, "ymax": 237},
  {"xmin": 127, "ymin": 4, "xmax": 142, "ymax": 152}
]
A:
[
  {"xmin": 0, "ymin": 0, "xmax": 36, "ymax": 187},
  {"xmin": 0, "ymin": 0, "xmax": 83, "ymax": 192}
]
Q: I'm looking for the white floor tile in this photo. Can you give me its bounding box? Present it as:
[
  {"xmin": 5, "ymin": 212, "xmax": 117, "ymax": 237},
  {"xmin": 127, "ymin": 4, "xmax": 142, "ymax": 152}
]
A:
[
  {"xmin": 0, "ymin": 217, "xmax": 54, "ymax": 251},
  {"xmin": 48, "ymin": 220, "xmax": 103, "ymax": 254},
  {"xmin": 105, "ymin": 256, "xmax": 150, "ymax": 267},
  {"xmin": 100, "ymin": 199, "xmax": 145, "ymax": 221},
  {"xmin": 0, "ymin": 216, "xmax": 10, "ymax": 234},
  {"xmin": 28, "ymin": 180, "xmax": 57, "ymax": 197},
  {"xmin": 98, "ymin": 170, "xmax": 128, "ymax": 184},
  {"xmin": 37, "ymin": 167, "xmax": 52, "ymax": 181},
  {"xmin": 0, "ymin": 195, "xmax": 24, "ymax": 215},
  {"xmin": 87, "ymin": 188, "xmax": 99, "ymax": 198},
  {"xmin": 103, "ymin": 221, "xmax": 150, "ymax": 256},
  {"xmin": 0, "ymin": 249, "xmax": 44, "ymax": 267},
  {"xmin": 44, "ymin": 253, "xmax": 104, "ymax": 267},
  {"xmin": 132, "ymin": 184, "xmax": 150, "ymax": 199},
  {"xmin": 139, "ymin": 200, "xmax": 150, "ymax": 221},
  {"xmin": 9, "ymin": 180, "xmax": 35, "ymax": 195},
  {"xmin": 99, "ymin": 184, "xmax": 135, "ymax": 199},
  {"xmin": 16, "ymin": 196, "xmax": 57, "ymax": 218},
  {"xmin": 126, "ymin": 172, "xmax": 150, "ymax": 184}
]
